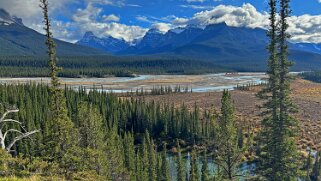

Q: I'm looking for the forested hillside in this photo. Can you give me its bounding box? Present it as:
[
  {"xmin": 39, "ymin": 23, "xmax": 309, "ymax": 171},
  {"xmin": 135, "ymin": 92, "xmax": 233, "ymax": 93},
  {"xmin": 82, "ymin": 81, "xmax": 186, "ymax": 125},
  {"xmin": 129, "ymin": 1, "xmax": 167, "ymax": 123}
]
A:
[
  {"xmin": 0, "ymin": 56, "xmax": 231, "ymax": 77},
  {"xmin": 0, "ymin": 83, "xmax": 218, "ymax": 180},
  {"xmin": 1, "ymin": 55, "xmax": 321, "ymax": 78},
  {"xmin": 301, "ymin": 71, "xmax": 321, "ymax": 83}
]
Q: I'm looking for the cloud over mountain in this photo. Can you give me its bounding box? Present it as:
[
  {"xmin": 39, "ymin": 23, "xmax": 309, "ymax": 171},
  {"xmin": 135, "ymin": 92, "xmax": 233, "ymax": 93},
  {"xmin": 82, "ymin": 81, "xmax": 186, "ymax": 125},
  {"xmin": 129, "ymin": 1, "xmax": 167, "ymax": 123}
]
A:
[
  {"xmin": 172, "ymin": 3, "xmax": 321, "ymax": 43},
  {"xmin": 70, "ymin": 2, "xmax": 147, "ymax": 42},
  {"xmin": 102, "ymin": 14, "xmax": 120, "ymax": 22}
]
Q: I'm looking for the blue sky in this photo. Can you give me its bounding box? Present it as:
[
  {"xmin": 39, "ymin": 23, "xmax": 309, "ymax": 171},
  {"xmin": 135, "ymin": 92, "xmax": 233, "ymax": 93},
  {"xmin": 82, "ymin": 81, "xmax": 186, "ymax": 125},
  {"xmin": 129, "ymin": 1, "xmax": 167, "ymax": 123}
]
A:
[
  {"xmin": 56, "ymin": 0, "xmax": 321, "ymax": 29},
  {"xmin": 1, "ymin": 0, "xmax": 321, "ymax": 43}
]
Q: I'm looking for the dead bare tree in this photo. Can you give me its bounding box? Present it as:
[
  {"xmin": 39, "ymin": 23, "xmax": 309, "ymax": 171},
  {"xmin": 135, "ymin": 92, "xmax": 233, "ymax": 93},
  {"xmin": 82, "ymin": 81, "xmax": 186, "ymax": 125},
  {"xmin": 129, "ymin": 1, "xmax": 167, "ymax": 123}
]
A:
[{"xmin": 0, "ymin": 108, "xmax": 39, "ymax": 152}]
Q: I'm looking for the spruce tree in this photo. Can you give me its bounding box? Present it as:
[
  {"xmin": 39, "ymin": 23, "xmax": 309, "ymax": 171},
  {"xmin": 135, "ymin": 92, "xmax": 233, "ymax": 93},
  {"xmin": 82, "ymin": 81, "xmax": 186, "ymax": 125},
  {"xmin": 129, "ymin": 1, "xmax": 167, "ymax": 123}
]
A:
[
  {"xmin": 160, "ymin": 143, "xmax": 170, "ymax": 181},
  {"xmin": 256, "ymin": 0, "xmax": 280, "ymax": 177},
  {"xmin": 148, "ymin": 135, "xmax": 157, "ymax": 181},
  {"xmin": 257, "ymin": 0, "xmax": 299, "ymax": 179},
  {"xmin": 141, "ymin": 132, "xmax": 149, "ymax": 180},
  {"xmin": 276, "ymin": 0, "xmax": 301, "ymax": 176},
  {"xmin": 136, "ymin": 150, "xmax": 145, "ymax": 181},
  {"xmin": 105, "ymin": 126, "xmax": 125, "ymax": 179},
  {"xmin": 190, "ymin": 149, "xmax": 199, "ymax": 181},
  {"xmin": 157, "ymin": 153, "xmax": 163, "ymax": 181},
  {"xmin": 40, "ymin": 0, "xmax": 78, "ymax": 170},
  {"xmin": 77, "ymin": 103, "xmax": 105, "ymax": 149},
  {"xmin": 278, "ymin": 1, "xmax": 299, "ymax": 177},
  {"xmin": 201, "ymin": 151, "xmax": 209, "ymax": 181},
  {"xmin": 76, "ymin": 103, "xmax": 109, "ymax": 177},
  {"xmin": 176, "ymin": 140, "xmax": 185, "ymax": 181},
  {"xmin": 214, "ymin": 90, "xmax": 243, "ymax": 180},
  {"xmin": 123, "ymin": 132, "xmax": 136, "ymax": 179}
]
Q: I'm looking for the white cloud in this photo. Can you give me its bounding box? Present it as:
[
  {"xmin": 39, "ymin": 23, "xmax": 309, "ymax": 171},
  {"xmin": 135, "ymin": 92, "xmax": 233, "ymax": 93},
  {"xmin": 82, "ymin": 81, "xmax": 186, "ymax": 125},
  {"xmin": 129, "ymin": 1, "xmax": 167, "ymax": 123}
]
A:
[
  {"xmin": 102, "ymin": 14, "xmax": 120, "ymax": 22},
  {"xmin": 85, "ymin": 0, "xmax": 140, "ymax": 8},
  {"xmin": 28, "ymin": 20, "xmax": 78, "ymax": 42},
  {"xmin": 83, "ymin": 22, "xmax": 147, "ymax": 42},
  {"xmin": 288, "ymin": 15, "xmax": 321, "ymax": 43},
  {"xmin": 0, "ymin": 0, "xmax": 78, "ymax": 42},
  {"xmin": 73, "ymin": 3, "xmax": 102, "ymax": 23},
  {"xmin": 180, "ymin": 5, "xmax": 214, "ymax": 10},
  {"xmin": 86, "ymin": 0, "xmax": 125, "ymax": 7},
  {"xmin": 173, "ymin": 3, "xmax": 321, "ymax": 43},
  {"xmin": 0, "ymin": 0, "xmax": 39, "ymax": 18},
  {"xmin": 0, "ymin": 0, "xmax": 75, "ymax": 18},
  {"xmin": 136, "ymin": 15, "xmax": 178, "ymax": 24},
  {"xmin": 136, "ymin": 15, "xmax": 153, "ymax": 23},
  {"xmin": 172, "ymin": 18, "xmax": 189, "ymax": 26},
  {"xmin": 185, "ymin": 4, "xmax": 269, "ymax": 28},
  {"xmin": 127, "ymin": 4, "xmax": 142, "ymax": 7},
  {"xmin": 151, "ymin": 23, "xmax": 172, "ymax": 33},
  {"xmin": 71, "ymin": 2, "xmax": 147, "ymax": 42},
  {"xmin": 319, "ymin": 0, "xmax": 321, "ymax": 3},
  {"xmin": 0, "ymin": 0, "xmax": 145, "ymax": 43}
]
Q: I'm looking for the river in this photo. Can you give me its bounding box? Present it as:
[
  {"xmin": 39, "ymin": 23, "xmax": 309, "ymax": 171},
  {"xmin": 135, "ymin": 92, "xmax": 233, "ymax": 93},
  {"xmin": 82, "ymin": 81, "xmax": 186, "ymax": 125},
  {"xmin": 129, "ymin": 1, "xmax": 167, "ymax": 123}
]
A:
[
  {"xmin": 167, "ymin": 154, "xmax": 255, "ymax": 180},
  {"xmin": 0, "ymin": 73, "xmax": 267, "ymax": 93}
]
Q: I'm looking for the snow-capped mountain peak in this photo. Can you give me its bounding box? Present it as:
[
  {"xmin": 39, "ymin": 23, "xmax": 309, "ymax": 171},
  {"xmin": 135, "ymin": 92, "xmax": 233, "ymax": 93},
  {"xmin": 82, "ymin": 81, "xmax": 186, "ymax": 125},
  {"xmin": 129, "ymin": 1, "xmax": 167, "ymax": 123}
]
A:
[
  {"xmin": 146, "ymin": 28, "xmax": 163, "ymax": 35},
  {"xmin": 170, "ymin": 27, "xmax": 186, "ymax": 34},
  {"xmin": 77, "ymin": 31, "xmax": 130, "ymax": 53}
]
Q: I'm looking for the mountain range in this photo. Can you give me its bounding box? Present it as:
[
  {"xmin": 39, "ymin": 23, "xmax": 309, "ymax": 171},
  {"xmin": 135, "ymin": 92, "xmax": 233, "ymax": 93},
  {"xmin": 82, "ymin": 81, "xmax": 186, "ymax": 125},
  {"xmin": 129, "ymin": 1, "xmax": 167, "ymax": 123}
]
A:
[
  {"xmin": 1, "ymin": 8, "xmax": 321, "ymax": 71},
  {"xmin": 77, "ymin": 22, "xmax": 321, "ymax": 58},
  {"xmin": 76, "ymin": 22, "xmax": 321, "ymax": 70}
]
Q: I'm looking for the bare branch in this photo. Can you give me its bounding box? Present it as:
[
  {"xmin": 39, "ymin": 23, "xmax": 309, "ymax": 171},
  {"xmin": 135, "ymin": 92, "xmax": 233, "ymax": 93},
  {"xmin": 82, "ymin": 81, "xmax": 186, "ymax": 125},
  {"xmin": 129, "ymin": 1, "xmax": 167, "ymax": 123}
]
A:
[
  {"xmin": 6, "ymin": 130, "xmax": 39, "ymax": 152},
  {"xmin": 4, "ymin": 129, "xmax": 23, "ymax": 140},
  {"xmin": 0, "ymin": 107, "xmax": 40, "ymax": 153},
  {"xmin": 0, "ymin": 109, "xmax": 19, "ymax": 123},
  {"xmin": 1, "ymin": 119, "xmax": 22, "ymax": 125},
  {"xmin": 0, "ymin": 119, "xmax": 22, "ymax": 131}
]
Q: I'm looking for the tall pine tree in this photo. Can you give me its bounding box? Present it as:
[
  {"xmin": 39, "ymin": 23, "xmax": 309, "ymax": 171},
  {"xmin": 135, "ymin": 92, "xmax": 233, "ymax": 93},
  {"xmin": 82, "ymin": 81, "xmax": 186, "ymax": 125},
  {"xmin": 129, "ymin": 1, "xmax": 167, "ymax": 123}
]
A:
[
  {"xmin": 40, "ymin": 0, "xmax": 78, "ymax": 171},
  {"xmin": 257, "ymin": 0, "xmax": 299, "ymax": 179},
  {"xmin": 76, "ymin": 103, "xmax": 109, "ymax": 178},
  {"xmin": 190, "ymin": 148, "xmax": 199, "ymax": 181},
  {"xmin": 147, "ymin": 132, "xmax": 157, "ymax": 181},
  {"xmin": 160, "ymin": 143, "xmax": 170, "ymax": 181},
  {"xmin": 123, "ymin": 132, "xmax": 136, "ymax": 179},
  {"xmin": 214, "ymin": 90, "xmax": 243, "ymax": 180},
  {"xmin": 201, "ymin": 151, "xmax": 209, "ymax": 181},
  {"xmin": 176, "ymin": 140, "xmax": 185, "ymax": 181}
]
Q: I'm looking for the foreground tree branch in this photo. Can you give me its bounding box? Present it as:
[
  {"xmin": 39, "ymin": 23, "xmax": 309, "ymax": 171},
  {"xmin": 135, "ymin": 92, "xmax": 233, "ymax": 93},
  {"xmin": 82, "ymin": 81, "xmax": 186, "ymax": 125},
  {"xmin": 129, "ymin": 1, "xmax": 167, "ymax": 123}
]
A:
[
  {"xmin": 0, "ymin": 109, "xmax": 19, "ymax": 123},
  {"xmin": 0, "ymin": 108, "xmax": 39, "ymax": 152},
  {"xmin": 6, "ymin": 130, "xmax": 39, "ymax": 152},
  {"xmin": 1, "ymin": 119, "xmax": 22, "ymax": 125},
  {"xmin": 3, "ymin": 129, "xmax": 23, "ymax": 140}
]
